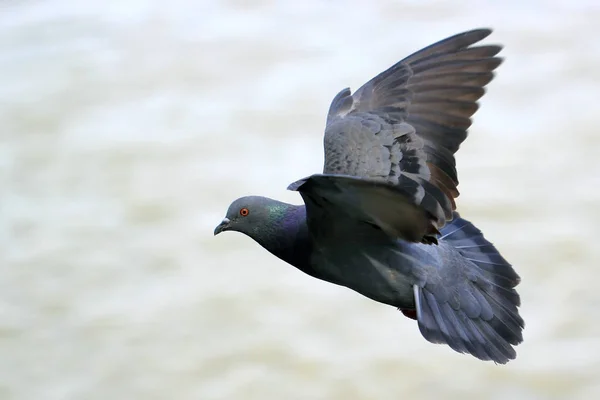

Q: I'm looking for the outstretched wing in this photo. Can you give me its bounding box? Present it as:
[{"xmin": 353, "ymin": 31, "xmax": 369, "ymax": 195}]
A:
[{"xmin": 322, "ymin": 28, "xmax": 502, "ymax": 241}]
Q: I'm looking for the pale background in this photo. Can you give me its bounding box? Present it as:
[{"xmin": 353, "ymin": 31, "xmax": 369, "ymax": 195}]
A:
[{"xmin": 2, "ymin": 1, "xmax": 600, "ymax": 399}]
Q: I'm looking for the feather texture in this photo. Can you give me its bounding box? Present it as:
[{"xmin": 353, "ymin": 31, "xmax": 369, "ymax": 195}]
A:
[
  {"xmin": 217, "ymin": 29, "xmax": 524, "ymax": 365},
  {"xmin": 323, "ymin": 28, "xmax": 502, "ymax": 242}
]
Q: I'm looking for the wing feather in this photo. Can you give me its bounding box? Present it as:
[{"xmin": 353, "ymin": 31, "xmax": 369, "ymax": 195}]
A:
[
  {"xmin": 288, "ymin": 174, "xmax": 434, "ymax": 243},
  {"xmin": 321, "ymin": 28, "xmax": 502, "ymax": 241}
]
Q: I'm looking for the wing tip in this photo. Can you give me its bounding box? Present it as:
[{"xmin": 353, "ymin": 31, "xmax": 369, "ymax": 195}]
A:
[
  {"xmin": 463, "ymin": 27, "xmax": 493, "ymax": 41},
  {"xmin": 287, "ymin": 178, "xmax": 308, "ymax": 191}
]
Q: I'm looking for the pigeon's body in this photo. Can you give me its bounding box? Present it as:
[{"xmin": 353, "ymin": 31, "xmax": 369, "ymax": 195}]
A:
[{"xmin": 215, "ymin": 29, "xmax": 524, "ymax": 364}]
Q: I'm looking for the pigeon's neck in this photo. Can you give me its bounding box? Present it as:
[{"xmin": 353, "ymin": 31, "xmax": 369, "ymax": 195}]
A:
[{"xmin": 255, "ymin": 204, "xmax": 314, "ymax": 276}]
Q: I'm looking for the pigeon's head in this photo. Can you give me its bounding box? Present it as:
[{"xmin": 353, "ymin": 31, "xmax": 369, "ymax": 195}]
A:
[{"xmin": 214, "ymin": 196, "xmax": 288, "ymax": 237}]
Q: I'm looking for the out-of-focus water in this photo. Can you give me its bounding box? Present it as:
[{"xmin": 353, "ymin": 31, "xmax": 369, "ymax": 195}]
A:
[{"xmin": 2, "ymin": 1, "xmax": 600, "ymax": 399}]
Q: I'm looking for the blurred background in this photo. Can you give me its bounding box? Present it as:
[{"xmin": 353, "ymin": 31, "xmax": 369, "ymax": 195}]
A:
[{"xmin": 2, "ymin": 0, "xmax": 600, "ymax": 399}]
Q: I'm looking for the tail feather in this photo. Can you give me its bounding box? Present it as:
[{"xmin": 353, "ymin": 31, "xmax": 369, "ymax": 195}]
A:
[
  {"xmin": 413, "ymin": 212, "xmax": 524, "ymax": 364},
  {"xmin": 415, "ymin": 286, "xmax": 517, "ymax": 362}
]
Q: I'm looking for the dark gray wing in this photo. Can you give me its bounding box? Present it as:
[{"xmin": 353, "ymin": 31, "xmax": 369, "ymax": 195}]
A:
[
  {"xmin": 288, "ymin": 174, "xmax": 436, "ymax": 243},
  {"xmin": 322, "ymin": 28, "xmax": 502, "ymax": 241}
]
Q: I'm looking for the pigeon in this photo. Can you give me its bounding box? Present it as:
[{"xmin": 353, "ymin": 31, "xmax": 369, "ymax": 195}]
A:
[{"xmin": 214, "ymin": 28, "xmax": 524, "ymax": 364}]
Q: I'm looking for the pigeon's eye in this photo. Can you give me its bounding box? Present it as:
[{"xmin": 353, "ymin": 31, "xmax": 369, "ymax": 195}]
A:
[{"xmin": 239, "ymin": 208, "xmax": 249, "ymax": 217}]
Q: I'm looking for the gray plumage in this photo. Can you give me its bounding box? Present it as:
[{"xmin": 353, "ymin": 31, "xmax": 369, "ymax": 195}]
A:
[{"xmin": 215, "ymin": 28, "xmax": 524, "ymax": 364}]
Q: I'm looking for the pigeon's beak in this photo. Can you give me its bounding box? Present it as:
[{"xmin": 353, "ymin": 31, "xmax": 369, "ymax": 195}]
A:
[{"xmin": 213, "ymin": 218, "xmax": 231, "ymax": 236}]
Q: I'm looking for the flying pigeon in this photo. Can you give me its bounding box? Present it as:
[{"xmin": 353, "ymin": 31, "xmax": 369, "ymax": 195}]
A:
[{"xmin": 214, "ymin": 28, "xmax": 524, "ymax": 364}]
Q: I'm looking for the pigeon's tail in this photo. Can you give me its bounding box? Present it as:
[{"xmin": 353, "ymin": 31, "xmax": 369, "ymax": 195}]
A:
[{"xmin": 413, "ymin": 212, "xmax": 524, "ymax": 364}]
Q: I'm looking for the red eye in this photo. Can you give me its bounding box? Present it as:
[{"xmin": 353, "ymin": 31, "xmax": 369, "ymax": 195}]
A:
[{"xmin": 239, "ymin": 208, "xmax": 249, "ymax": 216}]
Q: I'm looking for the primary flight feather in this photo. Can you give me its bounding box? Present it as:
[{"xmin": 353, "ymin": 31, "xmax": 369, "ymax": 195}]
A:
[{"xmin": 214, "ymin": 28, "xmax": 524, "ymax": 364}]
